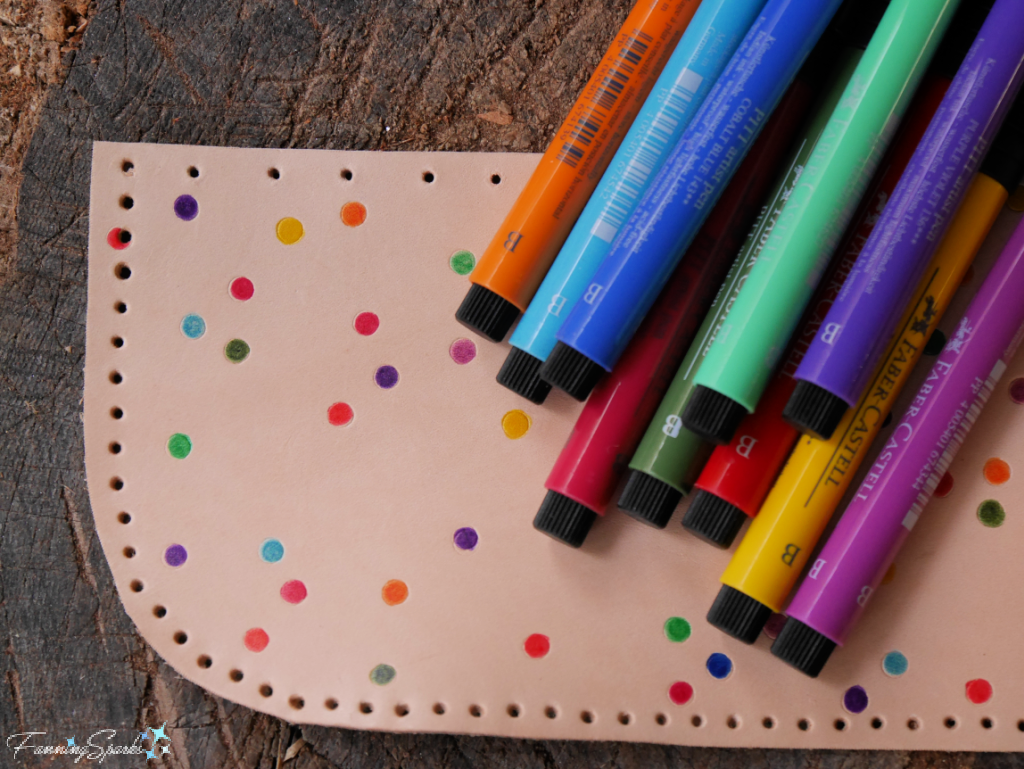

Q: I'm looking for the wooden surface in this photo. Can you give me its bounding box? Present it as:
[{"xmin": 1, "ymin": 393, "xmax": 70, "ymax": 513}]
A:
[{"xmin": 0, "ymin": 0, "xmax": 1017, "ymax": 765}]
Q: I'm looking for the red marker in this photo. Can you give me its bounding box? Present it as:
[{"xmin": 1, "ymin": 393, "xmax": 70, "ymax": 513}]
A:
[{"xmin": 532, "ymin": 80, "xmax": 816, "ymax": 548}]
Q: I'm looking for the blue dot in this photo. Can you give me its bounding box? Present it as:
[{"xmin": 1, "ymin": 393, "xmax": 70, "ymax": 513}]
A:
[
  {"xmin": 181, "ymin": 314, "xmax": 206, "ymax": 339},
  {"xmin": 260, "ymin": 539, "xmax": 284, "ymax": 563},
  {"xmin": 706, "ymin": 652, "xmax": 733, "ymax": 680},
  {"xmin": 883, "ymin": 651, "xmax": 908, "ymax": 677}
]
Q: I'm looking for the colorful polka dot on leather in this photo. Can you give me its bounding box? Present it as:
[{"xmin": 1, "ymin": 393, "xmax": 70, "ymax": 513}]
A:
[
  {"xmin": 882, "ymin": 563, "xmax": 896, "ymax": 585},
  {"xmin": 168, "ymin": 433, "xmax": 192, "ymax": 459},
  {"xmin": 762, "ymin": 613, "xmax": 786, "ymax": 640},
  {"xmin": 883, "ymin": 651, "xmax": 908, "ymax": 677},
  {"xmin": 664, "ymin": 617, "xmax": 691, "ymax": 643},
  {"xmin": 449, "ymin": 250, "xmax": 475, "ymax": 276},
  {"xmin": 706, "ymin": 653, "xmax": 732, "ymax": 679},
  {"xmin": 341, "ymin": 202, "xmax": 367, "ymax": 227},
  {"xmin": 453, "ymin": 527, "xmax": 478, "ymax": 551},
  {"xmin": 174, "ymin": 194, "xmax": 198, "ymax": 221},
  {"xmin": 181, "ymin": 314, "xmax": 206, "ymax": 339},
  {"xmin": 107, "ymin": 227, "xmax": 130, "ymax": 250},
  {"xmin": 280, "ymin": 580, "xmax": 307, "ymax": 604},
  {"xmin": 978, "ymin": 499, "xmax": 1005, "ymax": 528},
  {"xmin": 244, "ymin": 628, "xmax": 269, "ymax": 652},
  {"xmin": 843, "ymin": 685, "xmax": 868, "ymax": 714},
  {"xmin": 261, "ymin": 539, "xmax": 284, "ymax": 563},
  {"xmin": 230, "ymin": 277, "xmax": 255, "ymax": 301},
  {"xmin": 983, "ymin": 458, "xmax": 1010, "ymax": 485},
  {"xmin": 354, "ymin": 312, "xmax": 379, "ymax": 336},
  {"xmin": 966, "ymin": 678, "xmax": 993, "ymax": 704},
  {"xmin": 502, "ymin": 410, "xmax": 531, "ymax": 439},
  {"xmin": 328, "ymin": 402, "xmax": 354, "ymax": 426},
  {"xmin": 449, "ymin": 338, "xmax": 477, "ymax": 364},
  {"xmin": 225, "ymin": 339, "xmax": 250, "ymax": 363},
  {"xmin": 370, "ymin": 664, "xmax": 396, "ymax": 685},
  {"xmin": 375, "ymin": 365, "xmax": 399, "ymax": 389},
  {"xmin": 934, "ymin": 471, "xmax": 954, "ymax": 498},
  {"xmin": 668, "ymin": 681, "xmax": 693, "ymax": 705},
  {"xmin": 382, "ymin": 579, "xmax": 408, "ymax": 606},
  {"xmin": 1010, "ymin": 377, "xmax": 1024, "ymax": 404},
  {"xmin": 524, "ymin": 633, "xmax": 550, "ymax": 658},
  {"xmin": 276, "ymin": 217, "xmax": 304, "ymax": 244},
  {"xmin": 164, "ymin": 544, "xmax": 187, "ymax": 567}
]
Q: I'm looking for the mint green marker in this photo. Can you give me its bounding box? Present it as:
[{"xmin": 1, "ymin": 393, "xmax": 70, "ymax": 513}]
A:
[{"xmin": 682, "ymin": 0, "xmax": 962, "ymax": 445}]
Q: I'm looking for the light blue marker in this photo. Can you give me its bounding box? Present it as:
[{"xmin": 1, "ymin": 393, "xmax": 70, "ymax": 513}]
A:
[{"xmin": 496, "ymin": 0, "xmax": 768, "ymax": 404}]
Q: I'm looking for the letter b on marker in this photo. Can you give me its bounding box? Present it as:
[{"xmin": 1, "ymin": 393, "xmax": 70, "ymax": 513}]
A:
[
  {"xmin": 808, "ymin": 558, "xmax": 825, "ymax": 579},
  {"xmin": 662, "ymin": 415, "xmax": 682, "ymax": 438},
  {"xmin": 504, "ymin": 231, "xmax": 524, "ymax": 252},
  {"xmin": 583, "ymin": 284, "xmax": 603, "ymax": 304},
  {"xmin": 821, "ymin": 322, "xmax": 842, "ymax": 345},
  {"xmin": 781, "ymin": 544, "xmax": 801, "ymax": 566},
  {"xmin": 735, "ymin": 435, "xmax": 757, "ymax": 458},
  {"xmin": 547, "ymin": 295, "xmax": 567, "ymax": 316}
]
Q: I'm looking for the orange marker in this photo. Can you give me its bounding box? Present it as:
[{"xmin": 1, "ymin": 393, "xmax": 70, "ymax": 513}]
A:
[{"xmin": 456, "ymin": 0, "xmax": 701, "ymax": 342}]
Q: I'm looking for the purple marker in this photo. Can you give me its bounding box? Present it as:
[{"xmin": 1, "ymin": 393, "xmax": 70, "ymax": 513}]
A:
[
  {"xmin": 771, "ymin": 217, "xmax": 1024, "ymax": 677},
  {"xmin": 783, "ymin": 0, "xmax": 1024, "ymax": 441}
]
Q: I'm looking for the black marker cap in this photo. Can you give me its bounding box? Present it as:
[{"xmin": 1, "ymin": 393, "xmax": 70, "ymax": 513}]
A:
[
  {"xmin": 538, "ymin": 342, "xmax": 605, "ymax": 401},
  {"xmin": 707, "ymin": 584, "xmax": 773, "ymax": 644},
  {"xmin": 497, "ymin": 347, "xmax": 552, "ymax": 404},
  {"xmin": 770, "ymin": 617, "xmax": 838, "ymax": 678},
  {"xmin": 980, "ymin": 91, "xmax": 1024, "ymax": 193},
  {"xmin": 783, "ymin": 380, "xmax": 849, "ymax": 441},
  {"xmin": 929, "ymin": 0, "xmax": 996, "ymax": 81},
  {"xmin": 681, "ymin": 490, "xmax": 748, "ymax": 549},
  {"xmin": 456, "ymin": 284, "xmax": 521, "ymax": 342},
  {"xmin": 617, "ymin": 471, "xmax": 682, "ymax": 529},
  {"xmin": 681, "ymin": 386, "xmax": 748, "ymax": 445},
  {"xmin": 533, "ymin": 490, "xmax": 597, "ymax": 548}
]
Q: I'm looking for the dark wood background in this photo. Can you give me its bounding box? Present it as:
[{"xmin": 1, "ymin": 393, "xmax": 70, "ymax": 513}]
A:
[{"xmin": 0, "ymin": 0, "xmax": 1017, "ymax": 765}]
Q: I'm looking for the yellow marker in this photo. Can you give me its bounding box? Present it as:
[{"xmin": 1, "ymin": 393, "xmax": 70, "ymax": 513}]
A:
[{"xmin": 707, "ymin": 172, "xmax": 1011, "ymax": 643}]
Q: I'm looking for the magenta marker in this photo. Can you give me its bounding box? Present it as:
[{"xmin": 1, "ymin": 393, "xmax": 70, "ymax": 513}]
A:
[
  {"xmin": 784, "ymin": 0, "xmax": 1024, "ymax": 441},
  {"xmin": 771, "ymin": 217, "xmax": 1024, "ymax": 677}
]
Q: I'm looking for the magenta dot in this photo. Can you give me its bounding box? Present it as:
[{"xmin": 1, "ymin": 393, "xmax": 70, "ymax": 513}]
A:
[
  {"xmin": 449, "ymin": 338, "xmax": 477, "ymax": 364},
  {"xmin": 668, "ymin": 681, "xmax": 693, "ymax": 705},
  {"xmin": 354, "ymin": 312, "xmax": 380, "ymax": 336},
  {"xmin": 454, "ymin": 527, "xmax": 478, "ymax": 550},
  {"xmin": 280, "ymin": 580, "xmax": 307, "ymax": 604},
  {"xmin": 164, "ymin": 544, "xmax": 187, "ymax": 567},
  {"xmin": 375, "ymin": 365, "xmax": 399, "ymax": 389},
  {"xmin": 230, "ymin": 277, "xmax": 254, "ymax": 301},
  {"xmin": 174, "ymin": 194, "xmax": 199, "ymax": 221},
  {"xmin": 1009, "ymin": 377, "xmax": 1024, "ymax": 404},
  {"xmin": 762, "ymin": 613, "xmax": 787, "ymax": 640}
]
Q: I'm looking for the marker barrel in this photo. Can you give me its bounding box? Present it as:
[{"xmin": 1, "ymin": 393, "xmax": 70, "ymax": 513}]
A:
[
  {"xmin": 503, "ymin": 0, "xmax": 767, "ymax": 402},
  {"xmin": 457, "ymin": 0, "xmax": 701, "ymax": 341},
  {"xmin": 777, "ymin": 216, "xmax": 1024, "ymax": 676},
  {"xmin": 548, "ymin": 0, "xmax": 845, "ymax": 376},
  {"xmin": 686, "ymin": 0, "xmax": 961, "ymax": 445},
  {"xmin": 535, "ymin": 82, "xmax": 811, "ymax": 546},
  {"xmin": 790, "ymin": 0, "xmax": 1024, "ymax": 436}
]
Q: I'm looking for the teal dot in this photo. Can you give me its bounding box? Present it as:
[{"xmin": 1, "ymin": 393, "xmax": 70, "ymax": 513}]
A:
[
  {"xmin": 260, "ymin": 539, "xmax": 284, "ymax": 563},
  {"xmin": 449, "ymin": 250, "xmax": 475, "ymax": 276},
  {"xmin": 181, "ymin": 314, "xmax": 206, "ymax": 339},
  {"xmin": 167, "ymin": 433, "xmax": 192, "ymax": 459},
  {"xmin": 370, "ymin": 664, "xmax": 396, "ymax": 685},
  {"xmin": 664, "ymin": 617, "xmax": 691, "ymax": 643},
  {"xmin": 883, "ymin": 651, "xmax": 908, "ymax": 677}
]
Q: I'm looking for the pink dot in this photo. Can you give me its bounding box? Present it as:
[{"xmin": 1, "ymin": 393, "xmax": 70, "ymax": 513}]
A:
[
  {"xmin": 244, "ymin": 628, "xmax": 269, "ymax": 652},
  {"xmin": 327, "ymin": 402, "xmax": 354, "ymax": 426},
  {"xmin": 449, "ymin": 338, "xmax": 477, "ymax": 365},
  {"xmin": 1009, "ymin": 377, "xmax": 1024, "ymax": 404},
  {"xmin": 966, "ymin": 679, "xmax": 992, "ymax": 704},
  {"xmin": 230, "ymin": 277, "xmax": 255, "ymax": 301},
  {"xmin": 669, "ymin": 681, "xmax": 693, "ymax": 705},
  {"xmin": 762, "ymin": 612, "xmax": 787, "ymax": 640},
  {"xmin": 280, "ymin": 580, "xmax": 307, "ymax": 604},
  {"xmin": 354, "ymin": 312, "xmax": 380, "ymax": 336},
  {"xmin": 524, "ymin": 633, "xmax": 550, "ymax": 658}
]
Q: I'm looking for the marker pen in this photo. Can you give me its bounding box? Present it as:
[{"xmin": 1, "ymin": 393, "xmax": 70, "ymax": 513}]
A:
[
  {"xmin": 539, "ymin": 0, "xmax": 847, "ymax": 399},
  {"xmin": 498, "ymin": 0, "xmax": 768, "ymax": 404},
  {"xmin": 683, "ymin": 0, "xmax": 962, "ymax": 447},
  {"xmin": 683, "ymin": 2, "xmax": 990, "ymax": 545},
  {"xmin": 456, "ymin": 0, "xmax": 702, "ymax": 343},
  {"xmin": 618, "ymin": 39, "xmax": 866, "ymax": 530},
  {"xmin": 705, "ymin": 105, "xmax": 1024, "ymax": 642},
  {"xmin": 787, "ymin": 0, "xmax": 1024, "ymax": 441},
  {"xmin": 774, "ymin": 216, "xmax": 1024, "ymax": 677},
  {"xmin": 534, "ymin": 80, "xmax": 812, "ymax": 547}
]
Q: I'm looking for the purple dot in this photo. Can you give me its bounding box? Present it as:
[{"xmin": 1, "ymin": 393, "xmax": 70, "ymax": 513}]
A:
[
  {"xmin": 164, "ymin": 544, "xmax": 188, "ymax": 567},
  {"xmin": 375, "ymin": 365, "xmax": 399, "ymax": 389},
  {"xmin": 454, "ymin": 527, "xmax": 478, "ymax": 551},
  {"xmin": 843, "ymin": 685, "xmax": 869, "ymax": 714},
  {"xmin": 449, "ymin": 338, "xmax": 477, "ymax": 365},
  {"xmin": 174, "ymin": 194, "xmax": 199, "ymax": 221},
  {"xmin": 1010, "ymin": 377, "xmax": 1024, "ymax": 404}
]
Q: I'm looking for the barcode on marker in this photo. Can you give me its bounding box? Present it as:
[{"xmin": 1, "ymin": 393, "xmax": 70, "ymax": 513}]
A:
[
  {"xmin": 591, "ymin": 68, "xmax": 704, "ymax": 241},
  {"xmin": 555, "ymin": 31, "xmax": 653, "ymax": 169}
]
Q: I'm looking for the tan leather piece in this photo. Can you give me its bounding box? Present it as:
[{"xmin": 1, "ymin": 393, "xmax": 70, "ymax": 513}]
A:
[{"xmin": 86, "ymin": 141, "xmax": 1024, "ymax": 748}]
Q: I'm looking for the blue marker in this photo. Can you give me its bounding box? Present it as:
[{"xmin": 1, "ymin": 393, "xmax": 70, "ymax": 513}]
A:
[
  {"xmin": 539, "ymin": 0, "xmax": 846, "ymax": 401},
  {"xmin": 497, "ymin": 0, "xmax": 769, "ymax": 404}
]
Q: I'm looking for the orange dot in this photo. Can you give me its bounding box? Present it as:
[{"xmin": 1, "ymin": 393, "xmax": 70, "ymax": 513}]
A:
[
  {"xmin": 983, "ymin": 458, "xmax": 1011, "ymax": 485},
  {"xmin": 341, "ymin": 202, "xmax": 367, "ymax": 227},
  {"xmin": 381, "ymin": 579, "xmax": 408, "ymax": 606}
]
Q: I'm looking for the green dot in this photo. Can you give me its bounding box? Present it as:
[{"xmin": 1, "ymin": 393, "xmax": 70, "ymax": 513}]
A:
[
  {"xmin": 664, "ymin": 616, "xmax": 691, "ymax": 643},
  {"xmin": 977, "ymin": 499, "xmax": 1005, "ymax": 527},
  {"xmin": 168, "ymin": 433, "xmax": 192, "ymax": 459},
  {"xmin": 370, "ymin": 663, "xmax": 396, "ymax": 685},
  {"xmin": 449, "ymin": 250, "xmax": 476, "ymax": 276},
  {"xmin": 225, "ymin": 338, "xmax": 250, "ymax": 363}
]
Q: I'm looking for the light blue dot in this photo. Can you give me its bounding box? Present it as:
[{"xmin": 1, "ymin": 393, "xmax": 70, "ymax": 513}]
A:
[
  {"xmin": 883, "ymin": 651, "xmax": 908, "ymax": 677},
  {"xmin": 260, "ymin": 539, "xmax": 284, "ymax": 563},
  {"xmin": 181, "ymin": 314, "xmax": 206, "ymax": 339},
  {"xmin": 706, "ymin": 652, "xmax": 733, "ymax": 680}
]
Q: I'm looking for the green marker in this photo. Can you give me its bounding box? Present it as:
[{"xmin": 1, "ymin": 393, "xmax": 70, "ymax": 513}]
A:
[
  {"xmin": 617, "ymin": 46, "xmax": 862, "ymax": 530},
  {"xmin": 682, "ymin": 0, "xmax": 962, "ymax": 446}
]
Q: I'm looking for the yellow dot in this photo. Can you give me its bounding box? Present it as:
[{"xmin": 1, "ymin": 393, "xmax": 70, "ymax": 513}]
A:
[
  {"xmin": 502, "ymin": 409, "xmax": 531, "ymax": 439},
  {"xmin": 276, "ymin": 217, "xmax": 304, "ymax": 244}
]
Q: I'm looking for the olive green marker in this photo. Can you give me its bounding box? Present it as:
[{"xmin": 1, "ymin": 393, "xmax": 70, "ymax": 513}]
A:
[
  {"xmin": 618, "ymin": 45, "xmax": 863, "ymax": 530},
  {"xmin": 683, "ymin": 0, "xmax": 962, "ymax": 447}
]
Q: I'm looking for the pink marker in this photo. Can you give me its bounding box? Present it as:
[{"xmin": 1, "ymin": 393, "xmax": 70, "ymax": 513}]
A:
[{"xmin": 771, "ymin": 216, "xmax": 1024, "ymax": 677}]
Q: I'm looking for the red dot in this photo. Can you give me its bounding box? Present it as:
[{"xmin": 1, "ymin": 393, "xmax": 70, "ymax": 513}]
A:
[
  {"xmin": 244, "ymin": 628, "xmax": 269, "ymax": 652},
  {"xmin": 669, "ymin": 681, "xmax": 693, "ymax": 705},
  {"xmin": 934, "ymin": 471, "xmax": 954, "ymax": 498},
  {"xmin": 354, "ymin": 312, "xmax": 380, "ymax": 336},
  {"xmin": 966, "ymin": 679, "xmax": 992, "ymax": 704},
  {"xmin": 107, "ymin": 227, "xmax": 129, "ymax": 250},
  {"xmin": 327, "ymin": 402, "xmax": 353, "ymax": 426},
  {"xmin": 230, "ymin": 277, "xmax": 255, "ymax": 301},
  {"xmin": 280, "ymin": 580, "xmax": 307, "ymax": 604},
  {"xmin": 524, "ymin": 633, "xmax": 550, "ymax": 658}
]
